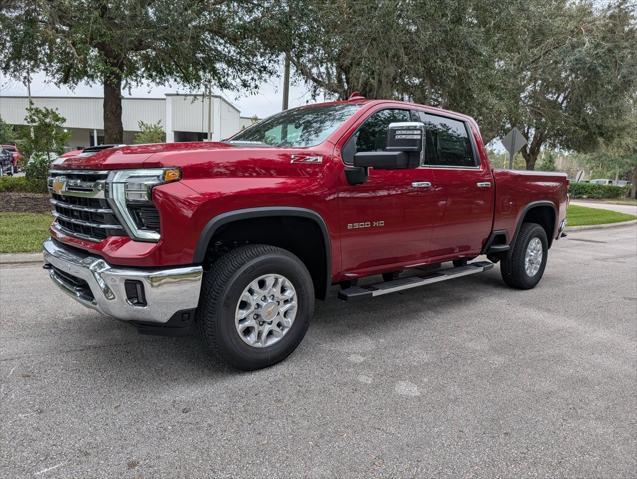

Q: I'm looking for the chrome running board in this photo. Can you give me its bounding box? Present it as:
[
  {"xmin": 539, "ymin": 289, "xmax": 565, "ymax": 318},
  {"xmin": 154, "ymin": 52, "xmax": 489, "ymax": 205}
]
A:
[{"xmin": 338, "ymin": 261, "xmax": 494, "ymax": 301}]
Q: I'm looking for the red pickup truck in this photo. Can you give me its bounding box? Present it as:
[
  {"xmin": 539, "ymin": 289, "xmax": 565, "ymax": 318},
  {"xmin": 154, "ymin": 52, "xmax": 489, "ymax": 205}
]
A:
[{"xmin": 43, "ymin": 98, "xmax": 568, "ymax": 370}]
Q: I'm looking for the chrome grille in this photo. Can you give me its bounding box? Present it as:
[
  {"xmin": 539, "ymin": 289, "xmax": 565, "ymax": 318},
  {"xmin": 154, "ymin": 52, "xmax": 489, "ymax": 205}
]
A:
[{"xmin": 48, "ymin": 170, "xmax": 127, "ymax": 242}]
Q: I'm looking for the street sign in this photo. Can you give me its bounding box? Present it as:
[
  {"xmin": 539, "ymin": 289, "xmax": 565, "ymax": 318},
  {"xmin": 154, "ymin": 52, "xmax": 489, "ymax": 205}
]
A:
[
  {"xmin": 501, "ymin": 128, "xmax": 527, "ymax": 169},
  {"xmin": 575, "ymin": 170, "xmax": 584, "ymax": 183}
]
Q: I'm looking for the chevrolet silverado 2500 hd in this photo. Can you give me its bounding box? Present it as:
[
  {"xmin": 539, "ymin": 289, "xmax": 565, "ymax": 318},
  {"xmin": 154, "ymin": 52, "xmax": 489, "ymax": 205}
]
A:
[{"xmin": 42, "ymin": 98, "xmax": 568, "ymax": 370}]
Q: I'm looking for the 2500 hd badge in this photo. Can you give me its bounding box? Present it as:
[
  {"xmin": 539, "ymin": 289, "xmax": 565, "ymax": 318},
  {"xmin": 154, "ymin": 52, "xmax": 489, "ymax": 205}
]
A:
[{"xmin": 347, "ymin": 220, "xmax": 385, "ymax": 229}]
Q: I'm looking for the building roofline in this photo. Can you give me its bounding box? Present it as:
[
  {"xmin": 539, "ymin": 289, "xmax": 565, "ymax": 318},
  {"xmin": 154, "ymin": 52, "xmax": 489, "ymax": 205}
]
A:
[
  {"xmin": 164, "ymin": 93, "xmax": 240, "ymax": 113},
  {"xmin": 1, "ymin": 93, "xmax": 244, "ymax": 116},
  {"xmin": 0, "ymin": 95, "xmax": 164, "ymax": 101}
]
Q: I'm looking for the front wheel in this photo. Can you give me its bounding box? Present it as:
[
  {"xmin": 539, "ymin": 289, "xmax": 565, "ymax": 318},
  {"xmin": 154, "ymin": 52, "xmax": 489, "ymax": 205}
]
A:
[
  {"xmin": 500, "ymin": 222, "xmax": 548, "ymax": 289},
  {"xmin": 197, "ymin": 244, "xmax": 314, "ymax": 370}
]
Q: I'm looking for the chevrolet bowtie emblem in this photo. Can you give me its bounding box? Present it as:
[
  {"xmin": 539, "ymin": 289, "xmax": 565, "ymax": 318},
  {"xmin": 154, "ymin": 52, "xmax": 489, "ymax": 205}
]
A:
[{"xmin": 51, "ymin": 176, "xmax": 67, "ymax": 194}]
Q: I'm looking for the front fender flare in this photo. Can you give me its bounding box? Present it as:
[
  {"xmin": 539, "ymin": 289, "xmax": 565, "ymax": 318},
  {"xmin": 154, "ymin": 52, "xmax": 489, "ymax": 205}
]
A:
[{"xmin": 193, "ymin": 206, "xmax": 332, "ymax": 296}]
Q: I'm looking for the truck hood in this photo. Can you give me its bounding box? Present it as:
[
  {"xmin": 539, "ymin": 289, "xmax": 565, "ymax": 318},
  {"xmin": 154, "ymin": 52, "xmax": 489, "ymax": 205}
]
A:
[
  {"xmin": 51, "ymin": 142, "xmax": 328, "ymax": 178},
  {"xmin": 52, "ymin": 142, "xmax": 236, "ymax": 170}
]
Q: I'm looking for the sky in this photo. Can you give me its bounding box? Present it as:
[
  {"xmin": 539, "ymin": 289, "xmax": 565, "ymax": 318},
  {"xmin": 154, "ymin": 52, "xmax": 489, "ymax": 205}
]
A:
[
  {"xmin": 0, "ymin": 69, "xmax": 329, "ymax": 119},
  {"xmin": 0, "ymin": 70, "xmax": 506, "ymax": 150}
]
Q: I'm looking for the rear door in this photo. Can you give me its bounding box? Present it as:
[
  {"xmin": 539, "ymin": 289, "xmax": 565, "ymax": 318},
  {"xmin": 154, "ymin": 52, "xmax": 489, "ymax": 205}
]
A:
[{"xmin": 415, "ymin": 111, "xmax": 494, "ymax": 260}]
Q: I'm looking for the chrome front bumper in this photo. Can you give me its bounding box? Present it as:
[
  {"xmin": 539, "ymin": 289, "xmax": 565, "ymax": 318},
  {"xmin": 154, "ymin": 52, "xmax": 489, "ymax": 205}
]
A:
[{"xmin": 42, "ymin": 239, "xmax": 203, "ymax": 323}]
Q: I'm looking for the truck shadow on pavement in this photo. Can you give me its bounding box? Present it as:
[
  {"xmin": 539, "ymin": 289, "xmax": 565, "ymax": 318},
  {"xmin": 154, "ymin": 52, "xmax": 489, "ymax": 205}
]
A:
[{"xmin": 68, "ymin": 269, "xmax": 508, "ymax": 383}]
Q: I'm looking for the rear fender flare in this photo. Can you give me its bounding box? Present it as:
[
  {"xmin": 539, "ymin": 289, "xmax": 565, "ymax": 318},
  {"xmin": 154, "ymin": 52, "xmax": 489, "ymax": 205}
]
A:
[{"xmin": 510, "ymin": 201, "xmax": 557, "ymax": 250}]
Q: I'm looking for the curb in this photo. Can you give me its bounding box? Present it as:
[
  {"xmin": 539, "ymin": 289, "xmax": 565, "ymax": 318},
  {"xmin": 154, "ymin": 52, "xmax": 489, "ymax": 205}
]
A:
[
  {"xmin": 0, "ymin": 253, "xmax": 43, "ymax": 266},
  {"xmin": 565, "ymin": 219, "xmax": 637, "ymax": 232}
]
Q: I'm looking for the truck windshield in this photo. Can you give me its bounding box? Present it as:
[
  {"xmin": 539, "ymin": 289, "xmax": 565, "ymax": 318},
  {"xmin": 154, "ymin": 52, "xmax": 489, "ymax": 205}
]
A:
[{"xmin": 229, "ymin": 104, "xmax": 361, "ymax": 147}]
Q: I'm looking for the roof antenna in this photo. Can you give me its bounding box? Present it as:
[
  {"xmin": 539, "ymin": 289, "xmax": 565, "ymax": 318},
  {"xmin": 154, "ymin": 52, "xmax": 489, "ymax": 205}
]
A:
[{"xmin": 348, "ymin": 91, "xmax": 366, "ymax": 101}]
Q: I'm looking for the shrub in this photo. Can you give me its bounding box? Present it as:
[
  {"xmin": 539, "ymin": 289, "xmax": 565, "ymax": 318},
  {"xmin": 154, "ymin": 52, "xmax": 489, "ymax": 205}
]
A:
[
  {"xmin": 22, "ymin": 153, "xmax": 51, "ymax": 192},
  {"xmin": 0, "ymin": 175, "xmax": 48, "ymax": 193},
  {"xmin": 133, "ymin": 120, "xmax": 165, "ymax": 144},
  {"xmin": 568, "ymin": 182, "xmax": 630, "ymax": 199}
]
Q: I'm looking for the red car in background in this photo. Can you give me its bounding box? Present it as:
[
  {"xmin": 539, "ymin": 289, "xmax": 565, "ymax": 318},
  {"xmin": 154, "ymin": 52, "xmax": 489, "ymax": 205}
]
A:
[{"xmin": 1, "ymin": 144, "xmax": 23, "ymax": 172}]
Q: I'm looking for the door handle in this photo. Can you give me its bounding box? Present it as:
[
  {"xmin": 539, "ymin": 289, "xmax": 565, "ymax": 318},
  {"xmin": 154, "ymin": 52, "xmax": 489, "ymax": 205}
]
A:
[
  {"xmin": 476, "ymin": 182, "xmax": 492, "ymax": 188},
  {"xmin": 411, "ymin": 181, "xmax": 432, "ymax": 188}
]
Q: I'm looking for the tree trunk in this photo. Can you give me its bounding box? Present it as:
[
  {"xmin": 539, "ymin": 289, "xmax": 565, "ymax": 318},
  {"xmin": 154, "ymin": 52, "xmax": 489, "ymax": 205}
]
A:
[
  {"xmin": 631, "ymin": 166, "xmax": 637, "ymax": 199},
  {"xmin": 520, "ymin": 130, "xmax": 544, "ymax": 171},
  {"xmin": 103, "ymin": 73, "xmax": 123, "ymax": 144},
  {"xmin": 521, "ymin": 148, "xmax": 539, "ymax": 170}
]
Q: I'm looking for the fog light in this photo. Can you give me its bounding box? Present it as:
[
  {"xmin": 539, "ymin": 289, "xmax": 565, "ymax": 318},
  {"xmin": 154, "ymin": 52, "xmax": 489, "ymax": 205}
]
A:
[{"xmin": 125, "ymin": 280, "xmax": 147, "ymax": 306}]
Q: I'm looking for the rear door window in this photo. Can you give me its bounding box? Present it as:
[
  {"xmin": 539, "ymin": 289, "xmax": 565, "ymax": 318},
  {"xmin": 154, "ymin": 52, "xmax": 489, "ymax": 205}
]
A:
[{"xmin": 417, "ymin": 112, "xmax": 477, "ymax": 167}]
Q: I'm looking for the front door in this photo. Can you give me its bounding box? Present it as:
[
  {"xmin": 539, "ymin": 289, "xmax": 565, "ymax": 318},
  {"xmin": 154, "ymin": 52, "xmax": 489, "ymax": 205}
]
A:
[{"xmin": 337, "ymin": 108, "xmax": 443, "ymax": 277}]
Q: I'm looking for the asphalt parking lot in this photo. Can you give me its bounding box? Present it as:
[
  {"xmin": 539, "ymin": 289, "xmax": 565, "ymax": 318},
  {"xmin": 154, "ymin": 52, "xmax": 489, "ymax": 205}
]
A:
[{"xmin": 1, "ymin": 225, "xmax": 636, "ymax": 478}]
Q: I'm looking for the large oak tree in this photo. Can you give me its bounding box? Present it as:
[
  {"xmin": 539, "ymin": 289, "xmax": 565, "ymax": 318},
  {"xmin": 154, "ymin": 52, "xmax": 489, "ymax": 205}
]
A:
[
  {"xmin": 286, "ymin": 0, "xmax": 637, "ymax": 170},
  {"xmin": 0, "ymin": 0, "xmax": 279, "ymax": 143}
]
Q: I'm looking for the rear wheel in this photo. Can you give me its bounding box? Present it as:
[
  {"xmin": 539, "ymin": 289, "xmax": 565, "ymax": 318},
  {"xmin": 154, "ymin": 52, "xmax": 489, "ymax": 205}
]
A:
[
  {"xmin": 197, "ymin": 244, "xmax": 314, "ymax": 370},
  {"xmin": 500, "ymin": 222, "xmax": 548, "ymax": 289}
]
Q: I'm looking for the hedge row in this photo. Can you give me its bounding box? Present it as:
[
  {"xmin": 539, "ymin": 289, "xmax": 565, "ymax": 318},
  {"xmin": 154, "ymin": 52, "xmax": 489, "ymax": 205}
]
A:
[
  {"xmin": 0, "ymin": 176, "xmax": 48, "ymax": 194},
  {"xmin": 568, "ymin": 182, "xmax": 630, "ymax": 199}
]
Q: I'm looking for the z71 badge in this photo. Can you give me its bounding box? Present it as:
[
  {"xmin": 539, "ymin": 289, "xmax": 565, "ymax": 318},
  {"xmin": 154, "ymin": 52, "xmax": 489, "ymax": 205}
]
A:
[{"xmin": 347, "ymin": 220, "xmax": 385, "ymax": 230}]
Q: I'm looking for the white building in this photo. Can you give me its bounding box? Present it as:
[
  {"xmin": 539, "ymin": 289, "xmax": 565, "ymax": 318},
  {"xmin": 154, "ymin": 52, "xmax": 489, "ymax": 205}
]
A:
[{"xmin": 0, "ymin": 93, "xmax": 255, "ymax": 150}]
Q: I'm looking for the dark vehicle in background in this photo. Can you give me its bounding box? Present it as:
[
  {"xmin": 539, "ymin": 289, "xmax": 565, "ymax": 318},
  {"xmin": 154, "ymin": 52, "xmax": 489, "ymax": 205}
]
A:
[
  {"xmin": 1, "ymin": 144, "xmax": 22, "ymax": 173},
  {"xmin": 0, "ymin": 146, "xmax": 15, "ymax": 175}
]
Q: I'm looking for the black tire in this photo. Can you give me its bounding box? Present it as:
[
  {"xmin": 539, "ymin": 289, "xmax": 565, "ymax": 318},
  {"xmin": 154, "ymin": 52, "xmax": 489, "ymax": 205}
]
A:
[
  {"xmin": 197, "ymin": 244, "xmax": 314, "ymax": 370},
  {"xmin": 500, "ymin": 222, "xmax": 548, "ymax": 289}
]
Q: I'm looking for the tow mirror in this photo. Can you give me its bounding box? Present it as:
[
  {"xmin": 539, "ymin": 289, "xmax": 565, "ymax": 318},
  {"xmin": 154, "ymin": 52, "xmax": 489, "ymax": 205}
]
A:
[
  {"xmin": 346, "ymin": 121, "xmax": 425, "ymax": 185},
  {"xmin": 386, "ymin": 121, "xmax": 424, "ymax": 155}
]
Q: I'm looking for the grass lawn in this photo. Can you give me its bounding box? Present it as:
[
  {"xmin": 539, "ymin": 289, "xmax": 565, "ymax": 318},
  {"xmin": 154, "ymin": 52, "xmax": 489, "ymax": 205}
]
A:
[
  {"xmin": 0, "ymin": 212, "xmax": 52, "ymax": 254},
  {"xmin": 567, "ymin": 204, "xmax": 636, "ymax": 227}
]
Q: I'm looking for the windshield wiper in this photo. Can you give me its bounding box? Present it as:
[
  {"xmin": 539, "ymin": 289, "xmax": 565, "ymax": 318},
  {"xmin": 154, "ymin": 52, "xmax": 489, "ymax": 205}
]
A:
[{"xmin": 224, "ymin": 140, "xmax": 272, "ymax": 147}]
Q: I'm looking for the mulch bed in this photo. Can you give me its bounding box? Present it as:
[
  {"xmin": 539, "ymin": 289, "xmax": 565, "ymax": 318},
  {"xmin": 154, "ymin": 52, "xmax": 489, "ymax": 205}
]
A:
[{"xmin": 0, "ymin": 192, "xmax": 51, "ymax": 213}]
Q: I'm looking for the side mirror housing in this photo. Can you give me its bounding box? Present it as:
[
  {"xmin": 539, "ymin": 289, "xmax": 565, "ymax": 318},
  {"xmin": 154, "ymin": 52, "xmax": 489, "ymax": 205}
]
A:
[
  {"xmin": 386, "ymin": 121, "xmax": 424, "ymax": 154},
  {"xmin": 345, "ymin": 121, "xmax": 425, "ymax": 184},
  {"xmin": 387, "ymin": 121, "xmax": 424, "ymax": 167}
]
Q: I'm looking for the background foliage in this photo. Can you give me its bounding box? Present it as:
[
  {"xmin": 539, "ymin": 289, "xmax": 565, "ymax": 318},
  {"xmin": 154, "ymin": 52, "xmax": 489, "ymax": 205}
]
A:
[
  {"xmin": 0, "ymin": 0, "xmax": 280, "ymax": 143},
  {"xmin": 15, "ymin": 106, "xmax": 70, "ymax": 191},
  {"xmin": 0, "ymin": 0, "xmax": 635, "ymax": 189},
  {"xmin": 568, "ymin": 182, "xmax": 630, "ymax": 199},
  {"xmin": 133, "ymin": 121, "xmax": 166, "ymax": 144}
]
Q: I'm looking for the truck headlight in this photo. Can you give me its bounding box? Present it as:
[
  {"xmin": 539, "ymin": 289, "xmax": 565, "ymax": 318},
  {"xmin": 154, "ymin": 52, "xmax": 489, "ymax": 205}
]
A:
[{"xmin": 107, "ymin": 168, "xmax": 181, "ymax": 241}]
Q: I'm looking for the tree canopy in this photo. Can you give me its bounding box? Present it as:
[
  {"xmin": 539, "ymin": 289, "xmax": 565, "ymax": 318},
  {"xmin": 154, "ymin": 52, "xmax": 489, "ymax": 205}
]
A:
[
  {"xmin": 0, "ymin": 0, "xmax": 280, "ymax": 142},
  {"xmin": 287, "ymin": 0, "xmax": 637, "ymax": 170},
  {"xmin": 1, "ymin": 0, "xmax": 635, "ymax": 174}
]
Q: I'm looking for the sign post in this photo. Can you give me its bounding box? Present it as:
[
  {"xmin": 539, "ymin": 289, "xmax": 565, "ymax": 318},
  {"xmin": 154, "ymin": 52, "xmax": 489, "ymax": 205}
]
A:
[{"xmin": 501, "ymin": 128, "xmax": 528, "ymax": 169}]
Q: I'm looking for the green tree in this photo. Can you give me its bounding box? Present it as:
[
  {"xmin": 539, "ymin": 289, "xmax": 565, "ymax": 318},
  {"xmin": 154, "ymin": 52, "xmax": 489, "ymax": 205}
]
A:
[
  {"xmin": 497, "ymin": 1, "xmax": 637, "ymax": 170},
  {"xmin": 0, "ymin": 1, "xmax": 279, "ymax": 143},
  {"xmin": 577, "ymin": 112, "xmax": 637, "ymax": 197},
  {"xmin": 17, "ymin": 106, "xmax": 70, "ymax": 190},
  {"xmin": 0, "ymin": 116, "xmax": 16, "ymax": 144},
  {"xmin": 133, "ymin": 121, "xmax": 165, "ymax": 144},
  {"xmin": 288, "ymin": 1, "xmax": 637, "ymax": 171},
  {"xmin": 286, "ymin": 1, "xmax": 526, "ymax": 141},
  {"xmin": 18, "ymin": 106, "xmax": 70, "ymax": 160},
  {"xmin": 538, "ymin": 150, "xmax": 557, "ymax": 172}
]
